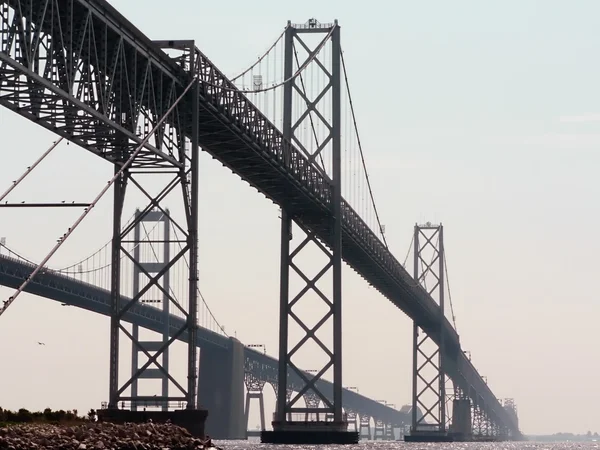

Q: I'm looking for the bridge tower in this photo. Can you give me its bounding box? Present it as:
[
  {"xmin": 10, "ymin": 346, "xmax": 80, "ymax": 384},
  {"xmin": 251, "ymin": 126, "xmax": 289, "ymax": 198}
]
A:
[
  {"xmin": 407, "ymin": 223, "xmax": 453, "ymax": 441},
  {"xmin": 99, "ymin": 39, "xmax": 205, "ymax": 433},
  {"xmin": 130, "ymin": 209, "xmax": 171, "ymax": 411},
  {"xmin": 373, "ymin": 418, "xmax": 385, "ymax": 440},
  {"xmin": 503, "ymin": 398, "xmax": 518, "ymax": 437},
  {"xmin": 472, "ymin": 398, "xmax": 490, "ymax": 438},
  {"xmin": 346, "ymin": 410, "xmax": 358, "ymax": 432},
  {"xmin": 244, "ymin": 373, "xmax": 266, "ymax": 434},
  {"xmin": 359, "ymin": 415, "xmax": 372, "ymax": 440},
  {"xmin": 264, "ymin": 18, "xmax": 356, "ymax": 444},
  {"xmin": 384, "ymin": 422, "xmax": 395, "ymax": 440}
]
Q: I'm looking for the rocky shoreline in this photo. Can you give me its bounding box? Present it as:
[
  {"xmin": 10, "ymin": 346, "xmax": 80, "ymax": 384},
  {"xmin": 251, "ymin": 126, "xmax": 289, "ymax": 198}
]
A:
[{"xmin": 0, "ymin": 421, "xmax": 212, "ymax": 449}]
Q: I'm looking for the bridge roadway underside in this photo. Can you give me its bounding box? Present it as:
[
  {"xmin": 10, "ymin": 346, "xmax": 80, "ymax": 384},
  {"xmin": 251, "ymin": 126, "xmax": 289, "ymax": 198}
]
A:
[{"xmin": 0, "ymin": 254, "xmax": 406, "ymax": 436}]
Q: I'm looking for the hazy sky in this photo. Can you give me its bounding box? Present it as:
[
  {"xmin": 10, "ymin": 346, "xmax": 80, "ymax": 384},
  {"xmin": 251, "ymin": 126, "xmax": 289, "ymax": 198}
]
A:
[{"xmin": 1, "ymin": 0, "xmax": 600, "ymax": 436}]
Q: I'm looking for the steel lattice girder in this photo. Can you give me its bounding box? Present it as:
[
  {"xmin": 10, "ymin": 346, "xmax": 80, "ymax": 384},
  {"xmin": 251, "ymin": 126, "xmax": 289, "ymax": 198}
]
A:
[
  {"xmin": 244, "ymin": 372, "xmax": 266, "ymax": 393},
  {"xmin": 0, "ymin": 0, "xmax": 190, "ymax": 167},
  {"xmin": 0, "ymin": 0, "xmax": 518, "ymax": 435}
]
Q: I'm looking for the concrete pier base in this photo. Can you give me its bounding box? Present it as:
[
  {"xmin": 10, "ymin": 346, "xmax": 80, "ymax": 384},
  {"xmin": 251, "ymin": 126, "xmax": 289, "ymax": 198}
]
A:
[
  {"xmin": 450, "ymin": 398, "xmax": 472, "ymax": 441},
  {"xmin": 404, "ymin": 429, "xmax": 453, "ymax": 442},
  {"xmin": 197, "ymin": 337, "xmax": 245, "ymax": 439},
  {"xmin": 262, "ymin": 420, "xmax": 359, "ymax": 444}
]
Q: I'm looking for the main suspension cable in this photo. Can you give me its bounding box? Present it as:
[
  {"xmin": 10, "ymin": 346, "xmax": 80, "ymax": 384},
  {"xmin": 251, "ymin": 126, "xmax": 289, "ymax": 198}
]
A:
[
  {"xmin": 443, "ymin": 249, "xmax": 458, "ymax": 331},
  {"xmin": 230, "ymin": 26, "xmax": 288, "ymax": 82},
  {"xmin": 56, "ymin": 211, "xmax": 138, "ymax": 271},
  {"xmin": 199, "ymin": 27, "xmax": 334, "ymax": 94},
  {"xmin": 170, "ymin": 225, "xmax": 228, "ymax": 336},
  {"xmin": 340, "ymin": 48, "xmax": 388, "ymax": 248},
  {"xmin": 402, "ymin": 234, "xmax": 414, "ymax": 268},
  {"xmin": 0, "ymin": 212, "xmax": 162, "ymax": 276}
]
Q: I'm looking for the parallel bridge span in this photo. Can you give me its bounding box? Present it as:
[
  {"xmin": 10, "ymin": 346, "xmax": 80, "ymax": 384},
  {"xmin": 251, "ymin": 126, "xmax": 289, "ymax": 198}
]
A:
[{"xmin": 0, "ymin": 253, "xmax": 405, "ymax": 425}]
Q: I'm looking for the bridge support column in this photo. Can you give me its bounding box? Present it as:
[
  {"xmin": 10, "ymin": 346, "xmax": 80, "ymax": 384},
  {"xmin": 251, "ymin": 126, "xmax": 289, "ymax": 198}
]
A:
[
  {"xmin": 373, "ymin": 418, "xmax": 384, "ymax": 440},
  {"xmin": 244, "ymin": 373, "xmax": 266, "ymax": 434},
  {"xmin": 384, "ymin": 423, "xmax": 394, "ymax": 440},
  {"xmin": 502, "ymin": 398, "xmax": 519, "ymax": 439},
  {"xmin": 450, "ymin": 396, "xmax": 472, "ymax": 439},
  {"xmin": 399, "ymin": 423, "xmax": 410, "ymax": 440},
  {"xmin": 358, "ymin": 415, "xmax": 371, "ymax": 440},
  {"xmin": 346, "ymin": 411, "xmax": 357, "ymax": 432},
  {"xmin": 198, "ymin": 338, "xmax": 245, "ymax": 439},
  {"xmin": 263, "ymin": 18, "xmax": 356, "ymax": 445},
  {"xmin": 406, "ymin": 223, "xmax": 452, "ymax": 443},
  {"xmin": 472, "ymin": 400, "xmax": 491, "ymax": 439},
  {"xmin": 105, "ymin": 41, "xmax": 201, "ymax": 424},
  {"xmin": 303, "ymin": 393, "xmax": 321, "ymax": 421},
  {"xmin": 272, "ymin": 384, "xmax": 293, "ymax": 421}
]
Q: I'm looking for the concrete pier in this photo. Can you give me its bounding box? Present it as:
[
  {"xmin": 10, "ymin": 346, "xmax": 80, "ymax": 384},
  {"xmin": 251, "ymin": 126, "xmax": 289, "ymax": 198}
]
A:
[
  {"xmin": 197, "ymin": 338, "xmax": 245, "ymax": 439},
  {"xmin": 261, "ymin": 418, "xmax": 359, "ymax": 444}
]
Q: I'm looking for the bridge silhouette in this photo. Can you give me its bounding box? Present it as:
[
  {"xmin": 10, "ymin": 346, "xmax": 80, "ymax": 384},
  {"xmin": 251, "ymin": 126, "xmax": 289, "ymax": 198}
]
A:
[{"xmin": 0, "ymin": 0, "xmax": 521, "ymax": 443}]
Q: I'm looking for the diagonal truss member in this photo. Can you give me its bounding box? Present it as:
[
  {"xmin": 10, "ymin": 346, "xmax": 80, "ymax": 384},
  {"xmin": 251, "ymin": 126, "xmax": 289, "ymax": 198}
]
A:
[
  {"xmin": 411, "ymin": 223, "xmax": 453, "ymax": 433},
  {"xmin": 276, "ymin": 19, "xmax": 343, "ymax": 424}
]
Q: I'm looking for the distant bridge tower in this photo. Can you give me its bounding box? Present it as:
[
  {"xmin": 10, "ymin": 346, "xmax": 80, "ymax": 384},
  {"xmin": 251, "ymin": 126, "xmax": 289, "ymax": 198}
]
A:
[
  {"xmin": 384, "ymin": 423, "xmax": 395, "ymax": 440},
  {"xmin": 410, "ymin": 223, "xmax": 451, "ymax": 438},
  {"xmin": 130, "ymin": 209, "xmax": 171, "ymax": 411},
  {"xmin": 503, "ymin": 398, "xmax": 518, "ymax": 437},
  {"xmin": 359, "ymin": 415, "xmax": 372, "ymax": 440},
  {"xmin": 346, "ymin": 410, "xmax": 358, "ymax": 432},
  {"xmin": 373, "ymin": 418, "xmax": 385, "ymax": 440}
]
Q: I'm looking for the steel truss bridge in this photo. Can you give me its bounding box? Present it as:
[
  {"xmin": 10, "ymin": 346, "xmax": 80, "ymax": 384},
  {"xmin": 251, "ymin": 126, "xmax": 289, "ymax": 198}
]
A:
[{"xmin": 0, "ymin": 0, "xmax": 521, "ymax": 441}]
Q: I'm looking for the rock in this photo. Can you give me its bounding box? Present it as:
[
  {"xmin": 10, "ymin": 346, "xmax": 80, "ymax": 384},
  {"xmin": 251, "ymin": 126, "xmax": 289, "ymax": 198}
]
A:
[{"xmin": 0, "ymin": 422, "xmax": 208, "ymax": 450}]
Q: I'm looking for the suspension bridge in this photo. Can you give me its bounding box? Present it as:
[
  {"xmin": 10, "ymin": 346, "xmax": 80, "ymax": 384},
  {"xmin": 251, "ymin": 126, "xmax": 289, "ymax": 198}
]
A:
[{"xmin": 0, "ymin": 0, "xmax": 521, "ymax": 443}]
